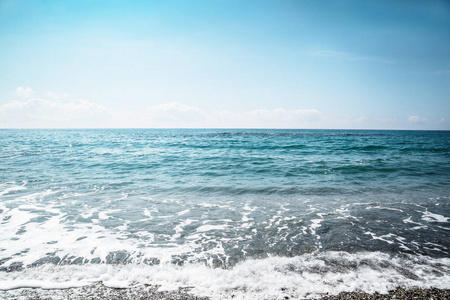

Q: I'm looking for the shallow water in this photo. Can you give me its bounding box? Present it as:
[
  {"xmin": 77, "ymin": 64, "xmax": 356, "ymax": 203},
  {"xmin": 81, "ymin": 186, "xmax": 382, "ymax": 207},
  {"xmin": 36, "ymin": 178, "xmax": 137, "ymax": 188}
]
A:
[{"xmin": 1, "ymin": 129, "xmax": 449, "ymax": 299}]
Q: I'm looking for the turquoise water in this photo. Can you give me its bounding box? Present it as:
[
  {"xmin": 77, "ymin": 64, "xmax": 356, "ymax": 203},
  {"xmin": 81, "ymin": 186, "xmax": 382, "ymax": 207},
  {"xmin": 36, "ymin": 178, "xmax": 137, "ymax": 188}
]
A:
[{"xmin": 1, "ymin": 129, "xmax": 449, "ymax": 298}]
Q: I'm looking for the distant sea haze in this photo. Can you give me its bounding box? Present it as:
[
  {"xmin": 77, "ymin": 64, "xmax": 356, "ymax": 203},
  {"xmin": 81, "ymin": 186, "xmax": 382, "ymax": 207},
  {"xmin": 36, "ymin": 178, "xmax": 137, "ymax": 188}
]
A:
[{"xmin": 1, "ymin": 129, "xmax": 449, "ymax": 299}]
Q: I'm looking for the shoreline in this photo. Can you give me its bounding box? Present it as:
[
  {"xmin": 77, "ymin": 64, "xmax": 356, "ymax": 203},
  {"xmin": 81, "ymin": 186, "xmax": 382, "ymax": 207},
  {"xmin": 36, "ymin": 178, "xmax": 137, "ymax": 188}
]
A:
[{"xmin": 1, "ymin": 284, "xmax": 449, "ymax": 300}]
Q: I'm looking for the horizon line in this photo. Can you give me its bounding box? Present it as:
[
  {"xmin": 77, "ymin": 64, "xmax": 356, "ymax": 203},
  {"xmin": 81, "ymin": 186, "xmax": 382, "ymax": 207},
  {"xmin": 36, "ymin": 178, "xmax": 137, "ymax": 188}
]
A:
[{"xmin": 0, "ymin": 128, "xmax": 449, "ymax": 131}]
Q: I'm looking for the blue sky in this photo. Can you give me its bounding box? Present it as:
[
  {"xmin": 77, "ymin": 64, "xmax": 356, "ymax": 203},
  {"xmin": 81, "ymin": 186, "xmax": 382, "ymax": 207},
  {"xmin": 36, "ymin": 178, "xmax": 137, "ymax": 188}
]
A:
[{"xmin": 0, "ymin": 0, "xmax": 449, "ymax": 129}]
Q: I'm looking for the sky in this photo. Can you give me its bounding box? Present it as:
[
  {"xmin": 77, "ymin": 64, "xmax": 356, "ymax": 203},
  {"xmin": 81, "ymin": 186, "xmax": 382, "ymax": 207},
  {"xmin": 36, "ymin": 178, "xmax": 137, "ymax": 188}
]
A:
[{"xmin": 0, "ymin": 0, "xmax": 449, "ymax": 129}]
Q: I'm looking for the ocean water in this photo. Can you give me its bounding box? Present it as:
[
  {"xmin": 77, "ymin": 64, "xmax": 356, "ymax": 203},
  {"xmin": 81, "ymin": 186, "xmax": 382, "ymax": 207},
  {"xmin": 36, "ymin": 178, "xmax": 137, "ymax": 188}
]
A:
[{"xmin": 0, "ymin": 129, "xmax": 449, "ymax": 299}]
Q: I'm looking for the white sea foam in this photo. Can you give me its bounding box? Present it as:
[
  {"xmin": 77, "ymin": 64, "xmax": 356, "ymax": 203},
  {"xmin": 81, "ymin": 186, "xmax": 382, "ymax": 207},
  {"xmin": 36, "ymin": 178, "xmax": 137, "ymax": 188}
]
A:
[
  {"xmin": 0, "ymin": 200, "xmax": 230, "ymax": 268},
  {"xmin": 143, "ymin": 208, "xmax": 152, "ymax": 217},
  {"xmin": 176, "ymin": 209, "xmax": 190, "ymax": 216},
  {"xmin": 421, "ymin": 211, "xmax": 448, "ymax": 223},
  {"xmin": 1, "ymin": 252, "xmax": 450, "ymax": 299},
  {"xmin": 403, "ymin": 216, "xmax": 421, "ymax": 225},
  {"xmin": 196, "ymin": 224, "xmax": 231, "ymax": 233},
  {"xmin": 364, "ymin": 231, "xmax": 395, "ymax": 244},
  {"xmin": 309, "ymin": 218, "xmax": 323, "ymax": 236},
  {"xmin": 81, "ymin": 206, "xmax": 98, "ymax": 219},
  {"xmin": 367, "ymin": 205, "xmax": 404, "ymax": 213},
  {"xmin": 241, "ymin": 203, "xmax": 256, "ymax": 223},
  {"xmin": 172, "ymin": 219, "xmax": 195, "ymax": 240},
  {"xmin": 97, "ymin": 209, "xmax": 120, "ymax": 220},
  {"xmin": 0, "ymin": 185, "xmax": 27, "ymax": 197}
]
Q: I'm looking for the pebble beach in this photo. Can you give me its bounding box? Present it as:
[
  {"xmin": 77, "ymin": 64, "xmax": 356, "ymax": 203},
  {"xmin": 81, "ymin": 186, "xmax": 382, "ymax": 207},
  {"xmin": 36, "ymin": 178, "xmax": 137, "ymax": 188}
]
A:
[{"xmin": 2, "ymin": 284, "xmax": 450, "ymax": 300}]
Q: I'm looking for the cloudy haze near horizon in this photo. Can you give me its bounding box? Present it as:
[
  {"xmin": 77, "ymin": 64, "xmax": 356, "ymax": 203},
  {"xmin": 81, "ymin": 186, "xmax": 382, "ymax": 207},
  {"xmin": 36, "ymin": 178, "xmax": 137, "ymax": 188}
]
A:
[{"xmin": 1, "ymin": 0, "xmax": 449, "ymax": 129}]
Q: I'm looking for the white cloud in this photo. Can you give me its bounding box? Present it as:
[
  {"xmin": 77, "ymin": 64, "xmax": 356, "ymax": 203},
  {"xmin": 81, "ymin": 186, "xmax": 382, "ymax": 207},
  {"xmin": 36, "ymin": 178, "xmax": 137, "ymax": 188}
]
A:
[
  {"xmin": 0, "ymin": 97, "xmax": 322, "ymax": 128},
  {"xmin": 2, "ymin": 96, "xmax": 447, "ymax": 130},
  {"xmin": 16, "ymin": 87, "xmax": 34, "ymax": 98},
  {"xmin": 408, "ymin": 115, "xmax": 426, "ymax": 123},
  {"xmin": 2, "ymin": 86, "xmax": 447, "ymax": 129},
  {"xmin": 0, "ymin": 98, "xmax": 111, "ymax": 128}
]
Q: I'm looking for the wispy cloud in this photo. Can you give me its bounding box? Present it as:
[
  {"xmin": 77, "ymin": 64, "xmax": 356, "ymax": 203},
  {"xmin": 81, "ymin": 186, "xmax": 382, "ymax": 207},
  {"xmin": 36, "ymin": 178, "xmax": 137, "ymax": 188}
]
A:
[
  {"xmin": 312, "ymin": 50, "xmax": 393, "ymax": 64},
  {"xmin": 408, "ymin": 115, "xmax": 427, "ymax": 123}
]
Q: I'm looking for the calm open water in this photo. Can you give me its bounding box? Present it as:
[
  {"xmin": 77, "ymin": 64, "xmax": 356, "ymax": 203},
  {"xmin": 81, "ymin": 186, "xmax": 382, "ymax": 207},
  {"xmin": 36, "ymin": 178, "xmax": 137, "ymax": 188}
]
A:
[{"xmin": 1, "ymin": 129, "xmax": 449, "ymax": 299}]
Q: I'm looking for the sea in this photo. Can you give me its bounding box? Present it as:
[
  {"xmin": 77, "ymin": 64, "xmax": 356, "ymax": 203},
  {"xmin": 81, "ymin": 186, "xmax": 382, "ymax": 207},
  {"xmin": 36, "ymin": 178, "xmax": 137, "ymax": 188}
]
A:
[{"xmin": 0, "ymin": 129, "xmax": 449, "ymax": 299}]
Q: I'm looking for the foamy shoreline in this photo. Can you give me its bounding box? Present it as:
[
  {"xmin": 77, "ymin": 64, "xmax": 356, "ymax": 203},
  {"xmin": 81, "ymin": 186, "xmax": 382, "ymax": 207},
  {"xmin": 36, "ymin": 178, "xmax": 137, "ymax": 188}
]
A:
[{"xmin": 1, "ymin": 284, "xmax": 450, "ymax": 300}]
